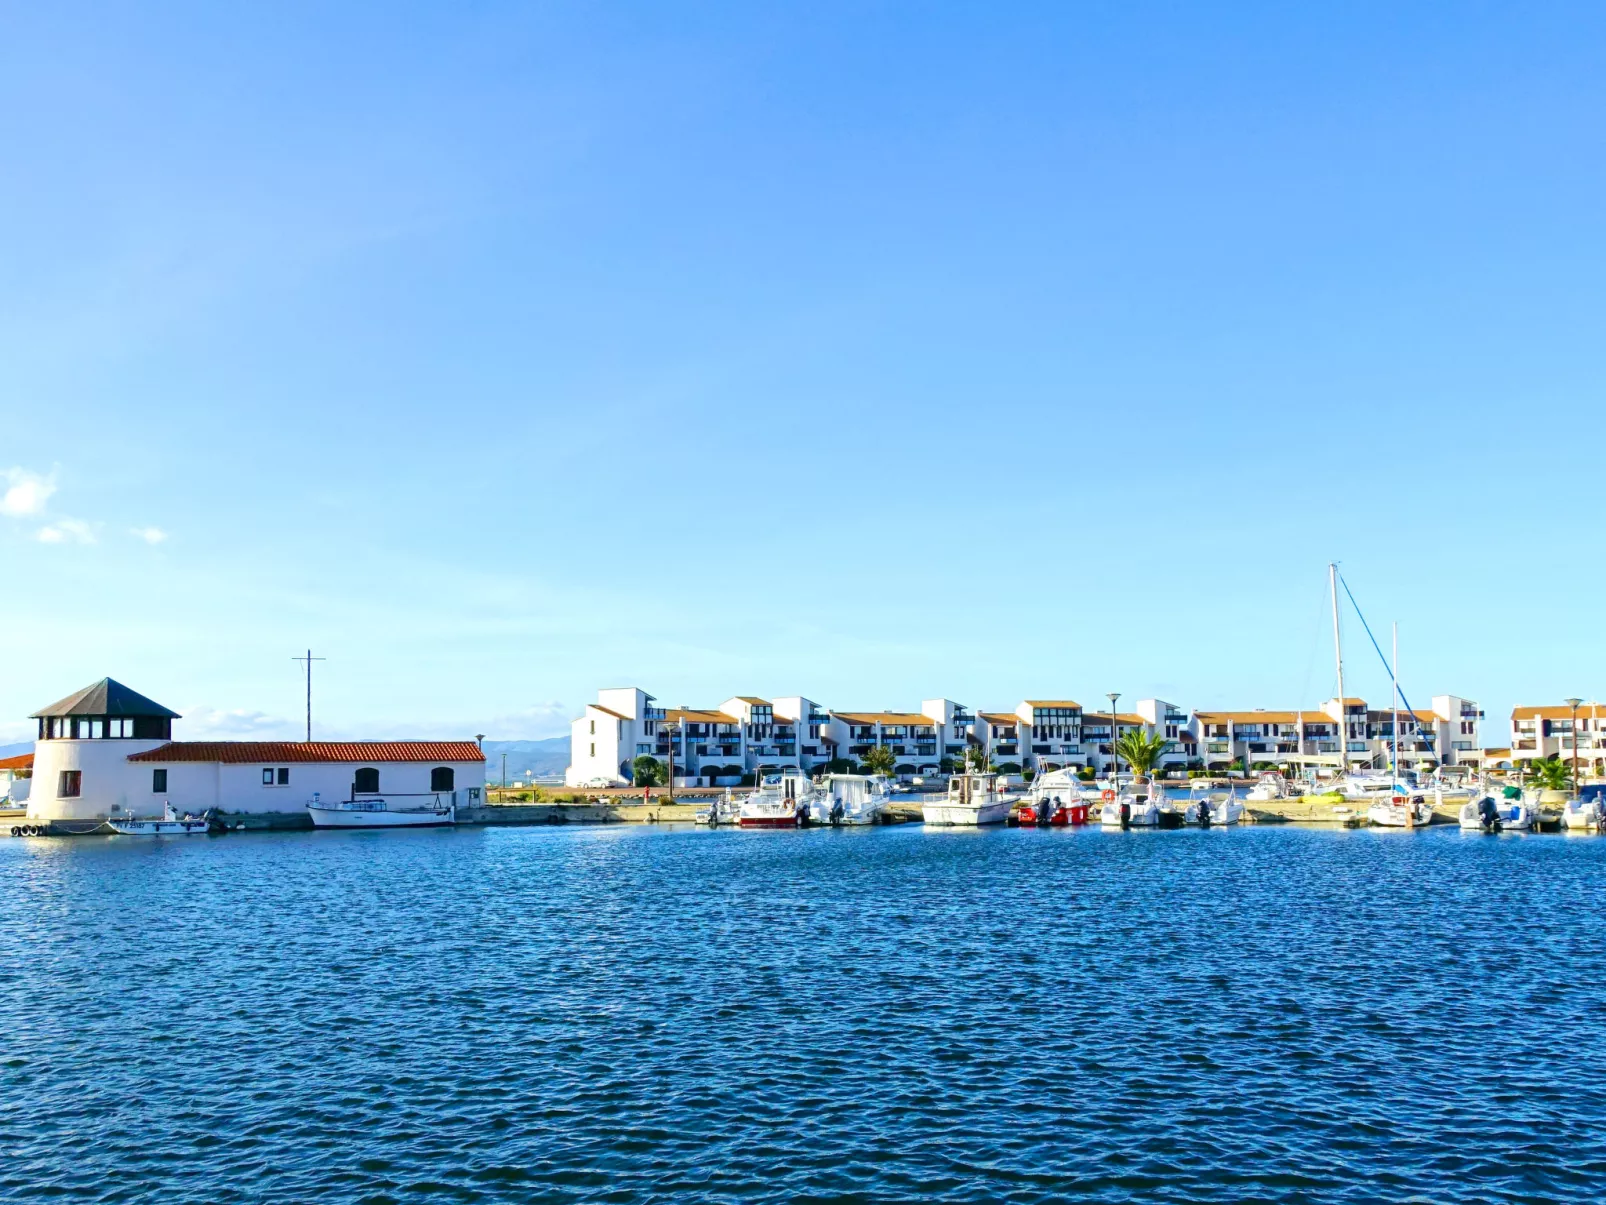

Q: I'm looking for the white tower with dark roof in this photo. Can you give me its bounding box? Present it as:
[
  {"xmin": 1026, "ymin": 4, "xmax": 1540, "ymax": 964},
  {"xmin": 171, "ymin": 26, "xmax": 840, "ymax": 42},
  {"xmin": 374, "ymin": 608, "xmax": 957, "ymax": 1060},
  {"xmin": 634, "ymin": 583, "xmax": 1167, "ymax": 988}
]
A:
[{"xmin": 26, "ymin": 679, "xmax": 180, "ymax": 822}]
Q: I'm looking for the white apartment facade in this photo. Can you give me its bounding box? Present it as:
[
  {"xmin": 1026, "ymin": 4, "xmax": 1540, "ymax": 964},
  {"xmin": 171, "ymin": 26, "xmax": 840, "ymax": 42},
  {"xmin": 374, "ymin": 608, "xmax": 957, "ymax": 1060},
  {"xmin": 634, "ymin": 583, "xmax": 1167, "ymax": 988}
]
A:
[
  {"xmin": 1193, "ymin": 695, "xmax": 1481, "ymax": 770},
  {"xmin": 1510, "ymin": 702, "xmax": 1606, "ymax": 773}
]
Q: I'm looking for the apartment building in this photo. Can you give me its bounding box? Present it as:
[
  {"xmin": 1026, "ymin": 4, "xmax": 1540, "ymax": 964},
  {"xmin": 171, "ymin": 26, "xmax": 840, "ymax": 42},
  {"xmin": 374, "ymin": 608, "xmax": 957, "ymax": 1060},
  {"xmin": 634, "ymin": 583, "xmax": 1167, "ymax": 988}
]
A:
[
  {"xmin": 1510, "ymin": 702, "xmax": 1606, "ymax": 773},
  {"xmin": 1193, "ymin": 695, "xmax": 1480, "ymax": 770}
]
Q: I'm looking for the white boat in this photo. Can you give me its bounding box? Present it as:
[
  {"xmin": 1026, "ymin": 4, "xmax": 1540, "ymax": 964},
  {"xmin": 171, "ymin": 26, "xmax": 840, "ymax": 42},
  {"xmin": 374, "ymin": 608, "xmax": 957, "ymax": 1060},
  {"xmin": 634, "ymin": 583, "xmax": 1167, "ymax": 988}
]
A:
[
  {"xmin": 1184, "ymin": 783, "xmax": 1244, "ymax": 826},
  {"xmin": 107, "ymin": 802, "xmax": 221, "ymax": 836},
  {"xmin": 695, "ymin": 788, "xmax": 742, "ymax": 826},
  {"xmin": 1562, "ymin": 796, "xmax": 1602, "ymax": 832},
  {"xmin": 1245, "ymin": 771, "xmax": 1301, "ymax": 801},
  {"xmin": 808, "ymin": 774, "xmax": 890, "ymax": 826},
  {"xmin": 924, "ymin": 772, "xmax": 1010, "ymax": 826},
  {"xmin": 307, "ymin": 791, "xmax": 454, "ymax": 829},
  {"xmin": 1366, "ymin": 794, "xmax": 1434, "ymax": 828},
  {"xmin": 1459, "ymin": 786, "xmax": 1535, "ymax": 832},
  {"xmin": 1099, "ymin": 788, "xmax": 1159, "ymax": 828},
  {"xmin": 738, "ymin": 769, "xmax": 809, "ymax": 828}
]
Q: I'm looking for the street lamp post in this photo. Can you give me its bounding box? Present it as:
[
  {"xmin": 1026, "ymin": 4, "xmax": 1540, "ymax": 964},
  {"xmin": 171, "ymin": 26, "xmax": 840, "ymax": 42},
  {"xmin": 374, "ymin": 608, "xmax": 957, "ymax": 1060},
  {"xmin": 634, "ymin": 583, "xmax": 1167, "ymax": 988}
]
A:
[
  {"xmin": 1566, "ymin": 697, "xmax": 1583, "ymax": 794},
  {"xmin": 1107, "ymin": 692, "xmax": 1121, "ymax": 779}
]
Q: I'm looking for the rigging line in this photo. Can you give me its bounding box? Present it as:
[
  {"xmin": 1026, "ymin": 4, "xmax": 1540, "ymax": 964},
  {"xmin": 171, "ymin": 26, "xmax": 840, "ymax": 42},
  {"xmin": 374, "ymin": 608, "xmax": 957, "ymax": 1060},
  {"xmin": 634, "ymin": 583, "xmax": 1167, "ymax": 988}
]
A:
[{"xmin": 1336, "ymin": 573, "xmax": 1419, "ymax": 718}]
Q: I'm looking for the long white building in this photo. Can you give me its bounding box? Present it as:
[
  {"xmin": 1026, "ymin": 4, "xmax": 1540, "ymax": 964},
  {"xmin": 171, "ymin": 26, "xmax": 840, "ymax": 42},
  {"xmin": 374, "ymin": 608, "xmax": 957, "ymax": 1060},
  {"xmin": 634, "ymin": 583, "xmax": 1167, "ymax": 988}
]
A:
[
  {"xmin": 24, "ymin": 678, "xmax": 485, "ymax": 822},
  {"xmin": 565, "ymin": 685, "xmax": 1483, "ymax": 784}
]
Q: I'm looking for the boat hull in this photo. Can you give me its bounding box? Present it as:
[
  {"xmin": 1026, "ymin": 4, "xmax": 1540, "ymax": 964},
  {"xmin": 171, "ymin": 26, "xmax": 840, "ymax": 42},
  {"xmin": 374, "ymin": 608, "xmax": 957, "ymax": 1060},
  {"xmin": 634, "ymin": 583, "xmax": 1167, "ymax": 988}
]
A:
[
  {"xmin": 107, "ymin": 819, "xmax": 213, "ymax": 836},
  {"xmin": 308, "ymin": 806, "xmax": 454, "ymax": 829},
  {"xmin": 923, "ymin": 802, "xmax": 1009, "ymax": 826},
  {"xmin": 739, "ymin": 814, "xmax": 799, "ymax": 828}
]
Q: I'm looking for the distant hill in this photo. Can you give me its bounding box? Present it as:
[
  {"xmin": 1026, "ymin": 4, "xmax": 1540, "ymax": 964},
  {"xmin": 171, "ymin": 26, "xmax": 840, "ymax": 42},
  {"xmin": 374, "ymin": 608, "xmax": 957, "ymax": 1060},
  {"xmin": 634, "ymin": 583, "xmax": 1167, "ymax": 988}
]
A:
[{"xmin": 480, "ymin": 737, "xmax": 569, "ymax": 778}]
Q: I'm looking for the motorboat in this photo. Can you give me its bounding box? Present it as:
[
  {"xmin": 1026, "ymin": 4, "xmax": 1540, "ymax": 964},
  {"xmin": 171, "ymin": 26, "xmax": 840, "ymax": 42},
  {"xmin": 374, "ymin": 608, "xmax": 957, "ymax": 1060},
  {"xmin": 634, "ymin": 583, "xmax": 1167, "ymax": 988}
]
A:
[
  {"xmin": 924, "ymin": 772, "xmax": 1010, "ymax": 826},
  {"xmin": 738, "ymin": 769, "xmax": 810, "ymax": 828},
  {"xmin": 1562, "ymin": 795, "xmax": 1602, "ymax": 833},
  {"xmin": 1245, "ymin": 771, "xmax": 1302, "ymax": 801},
  {"xmin": 1184, "ymin": 783, "xmax": 1244, "ymax": 827},
  {"xmin": 1459, "ymin": 785, "xmax": 1535, "ymax": 833},
  {"xmin": 1099, "ymin": 785, "xmax": 1159, "ymax": 828},
  {"xmin": 1366, "ymin": 793, "xmax": 1434, "ymax": 828},
  {"xmin": 807, "ymin": 774, "xmax": 891, "ymax": 826},
  {"xmin": 1012, "ymin": 769, "xmax": 1090, "ymax": 826},
  {"xmin": 695, "ymin": 788, "xmax": 742, "ymax": 826},
  {"xmin": 107, "ymin": 802, "xmax": 224, "ymax": 836},
  {"xmin": 307, "ymin": 791, "xmax": 454, "ymax": 829}
]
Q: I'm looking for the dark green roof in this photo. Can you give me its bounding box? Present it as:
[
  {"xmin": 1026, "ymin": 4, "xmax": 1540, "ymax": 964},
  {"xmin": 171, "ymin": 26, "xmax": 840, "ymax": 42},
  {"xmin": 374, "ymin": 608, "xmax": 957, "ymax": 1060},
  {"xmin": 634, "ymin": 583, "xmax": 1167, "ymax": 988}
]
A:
[{"xmin": 30, "ymin": 678, "xmax": 181, "ymax": 720}]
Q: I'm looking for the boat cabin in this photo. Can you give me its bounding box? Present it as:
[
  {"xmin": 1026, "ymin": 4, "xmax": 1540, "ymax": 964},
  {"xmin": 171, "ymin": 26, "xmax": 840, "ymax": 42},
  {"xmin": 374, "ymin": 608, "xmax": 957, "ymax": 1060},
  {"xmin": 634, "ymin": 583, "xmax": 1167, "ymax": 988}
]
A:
[{"xmin": 948, "ymin": 772, "xmax": 999, "ymax": 802}]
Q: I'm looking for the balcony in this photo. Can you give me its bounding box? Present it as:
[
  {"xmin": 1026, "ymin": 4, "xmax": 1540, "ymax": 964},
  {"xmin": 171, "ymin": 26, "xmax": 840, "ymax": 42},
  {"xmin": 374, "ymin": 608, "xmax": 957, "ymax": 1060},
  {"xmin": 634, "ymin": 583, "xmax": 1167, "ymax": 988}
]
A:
[{"xmin": 994, "ymin": 744, "xmax": 1019, "ymax": 756}]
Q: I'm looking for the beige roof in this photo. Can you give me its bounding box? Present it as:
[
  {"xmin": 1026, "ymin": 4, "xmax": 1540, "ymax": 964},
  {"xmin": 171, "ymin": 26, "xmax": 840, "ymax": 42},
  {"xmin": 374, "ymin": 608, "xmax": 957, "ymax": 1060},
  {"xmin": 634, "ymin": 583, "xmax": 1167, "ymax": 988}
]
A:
[
  {"xmin": 734, "ymin": 696, "xmax": 770, "ymax": 706},
  {"xmin": 589, "ymin": 705, "xmax": 630, "ymax": 721},
  {"xmin": 833, "ymin": 711, "xmax": 935, "ymax": 727},
  {"xmin": 1194, "ymin": 709, "xmax": 1334, "ymax": 725},
  {"xmin": 1023, "ymin": 699, "xmax": 1081, "ymax": 709},
  {"xmin": 664, "ymin": 708, "xmax": 736, "ymax": 725},
  {"xmin": 1511, "ymin": 703, "xmax": 1604, "ymax": 720},
  {"xmin": 978, "ymin": 712, "xmax": 1019, "ymax": 725}
]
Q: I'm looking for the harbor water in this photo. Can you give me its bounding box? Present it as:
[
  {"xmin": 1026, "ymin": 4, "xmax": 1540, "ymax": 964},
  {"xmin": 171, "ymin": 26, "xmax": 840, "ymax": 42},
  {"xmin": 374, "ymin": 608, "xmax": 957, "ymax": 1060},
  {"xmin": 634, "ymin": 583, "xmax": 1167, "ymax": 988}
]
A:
[{"xmin": 3, "ymin": 824, "xmax": 1605, "ymax": 1202}]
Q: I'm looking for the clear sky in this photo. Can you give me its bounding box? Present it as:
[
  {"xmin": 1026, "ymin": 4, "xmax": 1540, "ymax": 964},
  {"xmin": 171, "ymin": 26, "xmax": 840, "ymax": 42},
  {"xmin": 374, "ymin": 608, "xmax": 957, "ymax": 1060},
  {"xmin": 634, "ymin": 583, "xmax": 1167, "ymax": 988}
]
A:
[{"xmin": 3, "ymin": 2, "xmax": 1604, "ymax": 745}]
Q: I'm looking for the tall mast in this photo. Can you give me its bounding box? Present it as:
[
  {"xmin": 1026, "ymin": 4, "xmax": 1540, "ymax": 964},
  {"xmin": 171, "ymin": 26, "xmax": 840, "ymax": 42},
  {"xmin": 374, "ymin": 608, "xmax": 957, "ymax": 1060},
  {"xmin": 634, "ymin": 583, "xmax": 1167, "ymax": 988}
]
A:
[
  {"xmin": 1329, "ymin": 564, "xmax": 1345, "ymax": 773},
  {"xmin": 1392, "ymin": 622, "xmax": 1399, "ymax": 780}
]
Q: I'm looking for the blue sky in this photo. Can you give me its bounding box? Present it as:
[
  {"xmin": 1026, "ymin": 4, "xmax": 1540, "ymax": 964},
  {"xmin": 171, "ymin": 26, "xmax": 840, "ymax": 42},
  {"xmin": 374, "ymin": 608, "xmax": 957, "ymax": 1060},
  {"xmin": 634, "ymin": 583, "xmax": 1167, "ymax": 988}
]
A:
[{"xmin": 2, "ymin": 2, "xmax": 1603, "ymax": 745}]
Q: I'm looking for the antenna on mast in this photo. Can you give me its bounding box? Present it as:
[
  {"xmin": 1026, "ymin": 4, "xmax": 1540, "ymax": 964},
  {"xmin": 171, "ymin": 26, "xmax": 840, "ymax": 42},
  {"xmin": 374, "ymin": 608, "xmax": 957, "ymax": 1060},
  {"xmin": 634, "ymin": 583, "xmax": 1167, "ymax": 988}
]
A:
[{"xmin": 292, "ymin": 649, "xmax": 327, "ymax": 742}]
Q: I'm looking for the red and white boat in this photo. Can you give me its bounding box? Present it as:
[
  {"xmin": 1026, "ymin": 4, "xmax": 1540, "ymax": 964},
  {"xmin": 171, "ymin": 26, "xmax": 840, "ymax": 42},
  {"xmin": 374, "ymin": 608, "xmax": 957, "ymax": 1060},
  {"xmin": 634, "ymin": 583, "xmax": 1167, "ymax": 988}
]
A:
[{"xmin": 738, "ymin": 769, "xmax": 810, "ymax": 828}]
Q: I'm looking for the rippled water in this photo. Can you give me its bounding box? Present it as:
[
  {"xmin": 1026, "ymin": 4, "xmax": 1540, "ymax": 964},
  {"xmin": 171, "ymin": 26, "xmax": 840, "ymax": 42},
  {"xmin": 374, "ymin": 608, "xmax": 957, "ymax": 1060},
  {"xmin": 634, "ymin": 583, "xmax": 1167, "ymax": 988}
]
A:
[{"xmin": 3, "ymin": 824, "xmax": 1604, "ymax": 1203}]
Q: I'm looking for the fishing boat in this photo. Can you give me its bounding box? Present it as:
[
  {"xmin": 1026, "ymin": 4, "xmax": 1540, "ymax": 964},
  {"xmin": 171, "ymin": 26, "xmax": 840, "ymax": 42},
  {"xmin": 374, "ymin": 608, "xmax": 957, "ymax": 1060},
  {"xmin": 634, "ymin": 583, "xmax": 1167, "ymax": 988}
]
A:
[
  {"xmin": 1366, "ymin": 793, "xmax": 1434, "ymax": 828},
  {"xmin": 807, "ymin": 774, "xmax": 891, "ymax": 826},
  {"xmin": 107, "ymin": 802, "xmax": 224, "ymax": 836},
  {"xmin": 307, "ymin": 791, "xmax": 454, "ymax": 829},
  {"xmin": 1458, "ymin": 785, "xmax": 1535, "ymax": 832},
  {"xmin": 1099, "ymin": 786, "xmax": 1159, "ymax": 828},
  {"xmin": 924, "ymin": 772, "xmax": 1010, "ymax": 826},
  {"xmin": 738, "ymin": 769, "xmax": 810, "ymax": 828}
]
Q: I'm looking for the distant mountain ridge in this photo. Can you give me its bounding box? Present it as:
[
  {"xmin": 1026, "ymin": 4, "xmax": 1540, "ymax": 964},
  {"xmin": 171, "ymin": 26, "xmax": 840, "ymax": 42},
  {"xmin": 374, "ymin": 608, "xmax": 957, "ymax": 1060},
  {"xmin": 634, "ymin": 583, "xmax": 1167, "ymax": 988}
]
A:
[
  {"xmin": 0, "ymin": 742, "xmax": 32, "ymax": 761},
  {"xmin": 480, "ymin": 737, "xmax": 569, "ymax": 777}
]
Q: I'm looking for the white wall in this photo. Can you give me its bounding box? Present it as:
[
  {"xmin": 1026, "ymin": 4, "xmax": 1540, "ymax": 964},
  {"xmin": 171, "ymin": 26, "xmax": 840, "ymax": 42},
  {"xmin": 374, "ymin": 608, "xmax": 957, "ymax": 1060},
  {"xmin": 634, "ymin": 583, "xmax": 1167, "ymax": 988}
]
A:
[{"xmin": 27, "ymin": 738, "xmax": 169, "ymax": 821}]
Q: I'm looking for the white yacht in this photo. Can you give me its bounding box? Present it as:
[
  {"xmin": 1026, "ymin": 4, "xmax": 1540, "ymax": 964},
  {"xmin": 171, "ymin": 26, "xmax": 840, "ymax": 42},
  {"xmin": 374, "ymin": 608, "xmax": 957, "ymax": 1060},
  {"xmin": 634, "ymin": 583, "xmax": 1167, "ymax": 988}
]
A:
[
  {"xmin": 107, "ymin": 802, "xmax": 222, "ymax": 836},
  {"xmin": 1458, "ymin": 786, "xmax": 1535, "ymax": 832},
  {"xmin": 738, "ymin": 769, "xmax": 810, "ymax": 828},
  {"xmin": 924, "ymin": 772, "xmax": 1010, "ymax": 826},
  {"xmin": 307, "ymin": 792, "xmax": 454, "ymax": 829},
  {"xmin": 808, "ymin": 774, "xmax": 891, "ymax": 826}
]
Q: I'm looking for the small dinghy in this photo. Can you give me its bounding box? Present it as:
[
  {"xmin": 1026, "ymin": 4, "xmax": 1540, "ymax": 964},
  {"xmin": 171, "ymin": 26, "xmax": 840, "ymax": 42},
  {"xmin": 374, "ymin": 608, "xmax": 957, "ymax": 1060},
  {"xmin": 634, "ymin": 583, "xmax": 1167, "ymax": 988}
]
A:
[
  {"xmin": 1367, "ymin": 793, "xmax": 1434, "ymax": 828},
  {"xmin": 107, "ymin": 802, "xmax": 224, "ymax": 836},
  {"xmin": 695, "ymin": 788, "xmax": 742, "ymax": 826}
]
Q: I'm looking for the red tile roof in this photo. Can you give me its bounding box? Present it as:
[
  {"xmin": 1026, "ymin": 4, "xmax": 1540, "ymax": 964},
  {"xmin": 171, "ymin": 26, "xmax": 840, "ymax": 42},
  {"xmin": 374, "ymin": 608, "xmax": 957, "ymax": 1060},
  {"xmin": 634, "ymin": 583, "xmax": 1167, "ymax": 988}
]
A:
[
  {"xmin": 127, "ymin": 741, "xmax": 484, "ymax": 764},
  {"xmin": 0, "ymin": 753, "xmax": 33, "ymax": 771}
]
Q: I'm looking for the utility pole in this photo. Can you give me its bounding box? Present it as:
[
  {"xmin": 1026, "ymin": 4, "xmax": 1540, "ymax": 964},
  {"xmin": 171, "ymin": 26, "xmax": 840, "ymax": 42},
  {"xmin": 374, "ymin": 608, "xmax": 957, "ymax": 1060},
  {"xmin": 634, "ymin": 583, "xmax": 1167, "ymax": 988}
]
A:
[
  {"xmin": 1107, "ymin": 692, "xmax": 1121, "ymax": 779},
  {"xmin": 292, "ymin": 650, "xmax": 326, "ymax": 742}
]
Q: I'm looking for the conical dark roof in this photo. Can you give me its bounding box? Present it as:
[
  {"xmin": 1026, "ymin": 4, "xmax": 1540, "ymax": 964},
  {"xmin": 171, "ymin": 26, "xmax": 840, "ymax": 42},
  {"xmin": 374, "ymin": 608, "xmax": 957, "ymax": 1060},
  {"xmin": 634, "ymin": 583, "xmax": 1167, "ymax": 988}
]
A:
[{"xmin": 30, "ymin": 678, "xmax": 181, "ymax": 719}]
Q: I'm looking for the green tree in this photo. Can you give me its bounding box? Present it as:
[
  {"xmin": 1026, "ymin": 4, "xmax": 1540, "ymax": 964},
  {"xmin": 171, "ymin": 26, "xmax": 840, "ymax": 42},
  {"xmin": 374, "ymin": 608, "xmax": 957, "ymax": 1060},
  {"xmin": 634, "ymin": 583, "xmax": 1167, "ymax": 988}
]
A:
[
  {"xmin": 631, "ymin": 755, "xmax": 665, "ymax": 787},
  {"xmin": 963, "ymin": 744, "xmax": 993, "ymax": 773},
  {"xmin": 861, "ymin": 746, "xmax": 897, "ymax": 777},
  {"xmin": 1529, "ymin": 757, "xmax": 1572, "ymax": 792},
  {"xmin": 1114, "ymin": 729, "xmax": 1176, "ymax": 780}
]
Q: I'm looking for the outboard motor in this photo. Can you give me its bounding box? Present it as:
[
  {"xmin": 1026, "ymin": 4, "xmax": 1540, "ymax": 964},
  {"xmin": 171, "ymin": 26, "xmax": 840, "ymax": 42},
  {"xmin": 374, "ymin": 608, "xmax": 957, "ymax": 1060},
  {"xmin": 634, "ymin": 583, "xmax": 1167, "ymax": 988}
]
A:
[
  {"xmin": 1478, "ymin": 795, "xmax": 1500, "ymax": 834},
  {"xmin": 1198, "ymin": 798, "xmax": 1211, "ymax": 829},
  {"xmin": 1119, "ymin": 800, "xmax": 1131, "ymax": 830},
  {"xmin": 830, "ymin": 800, "xmax": 845, "ymax": 826},
  {"xmin": 1037, "ymin": 797, "xmax": 1050, "ymax": 827}
]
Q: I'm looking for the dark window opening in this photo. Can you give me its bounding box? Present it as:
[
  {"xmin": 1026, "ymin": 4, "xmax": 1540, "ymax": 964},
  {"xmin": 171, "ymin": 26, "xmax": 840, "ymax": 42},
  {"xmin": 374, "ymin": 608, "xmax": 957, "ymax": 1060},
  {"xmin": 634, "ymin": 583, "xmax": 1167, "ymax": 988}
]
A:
[
  {"xmin": 354, "ymin": 767, "xmax": 380, "ymax": 794},
  {"xmin": 277, "ymin": 768, "xmax": 289, "ymax": 785},
  {"xmin": 58, "ymin": 770, "xmax": 82, "ymax": 798},
  {"xmin": 430, "ymin": 767, "xmax": 454, "ymax": 792},
  {"xmin": 152, "ymin": 769, "xmax": 168, "ymax": 793}
]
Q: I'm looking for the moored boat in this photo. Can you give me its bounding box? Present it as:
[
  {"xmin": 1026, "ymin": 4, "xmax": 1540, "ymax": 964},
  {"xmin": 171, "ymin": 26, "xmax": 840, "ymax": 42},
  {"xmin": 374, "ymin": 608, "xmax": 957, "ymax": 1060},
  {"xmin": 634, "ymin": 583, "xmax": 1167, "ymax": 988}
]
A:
[
  {"xmin": 924, "ymin": 772, "xmax": 1009, "ymax": 826},
  {"xmin": 1184, "ymin": 783, "xmax": 1244, "ymax": 827},
  {"xmin": 107, "ymin": 802, "xmax": 224, "ymax": 836},
  {"xmin": 738, "ymin": 769, "xmax": 809, "ymax": 828},
  {"xmin": 1099, "ymin": 787, "xmax": 1159, "ymax": 828},
  {"xmin": 1366, "ymin": 793, "xmax": 1434, "ymax": 828},
  {"xmin": 1562, "ymin": 795, "xmax": 1602, "ymax": 833},
  {"xmin": 1458, "ymin": 784, "xmax": 1535, "ymax": 832},
  {"xmin": 307, "ymin": 791, "xmax": 454, "ymax": 829},
  {"xmin": 807, "ymin": 773, "xmax": 890, "ymax": 826}
]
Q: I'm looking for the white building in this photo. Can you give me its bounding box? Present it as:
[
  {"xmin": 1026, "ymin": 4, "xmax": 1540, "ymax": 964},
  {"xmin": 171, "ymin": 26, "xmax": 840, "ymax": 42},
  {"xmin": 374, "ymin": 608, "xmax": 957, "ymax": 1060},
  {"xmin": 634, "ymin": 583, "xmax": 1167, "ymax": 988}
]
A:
[
  {"xmin": 1192, "ymin": 694, "xmax": 1480, "ymax": 771},
  {"xmin": 25, "ymin": 678, "xmax": 485, "ymax": 822},
  {"xmin": 1510, "ymin": 701, "xmax": 1606, "ymax": 773}
]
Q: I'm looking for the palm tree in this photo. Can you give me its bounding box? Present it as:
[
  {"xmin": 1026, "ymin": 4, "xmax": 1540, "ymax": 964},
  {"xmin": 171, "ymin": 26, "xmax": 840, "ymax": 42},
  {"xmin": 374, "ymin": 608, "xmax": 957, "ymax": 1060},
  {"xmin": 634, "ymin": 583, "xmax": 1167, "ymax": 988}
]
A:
[
  {"xmin": 1529, "ymin": 757, "xmax": 1572, "ymax": 792},
  {"xmin": 861, "ymin": 746, "xmax": 897, "ymax": 778},
  {"xmin": 1113, "ymin": 729, "xmax": 1175, "ymax": 781}
]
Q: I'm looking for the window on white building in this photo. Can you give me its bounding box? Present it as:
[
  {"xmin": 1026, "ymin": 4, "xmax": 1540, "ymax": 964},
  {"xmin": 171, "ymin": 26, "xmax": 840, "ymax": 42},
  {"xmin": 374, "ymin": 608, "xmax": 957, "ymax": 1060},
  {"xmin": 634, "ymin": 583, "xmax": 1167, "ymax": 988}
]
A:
[
  {"xmin": 152, "ymin": 769, "xmax": 168, "ymax": 792},
  {"xmin": 58, "ymin": 770, "xmax": 81, "ymax": 798}
]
